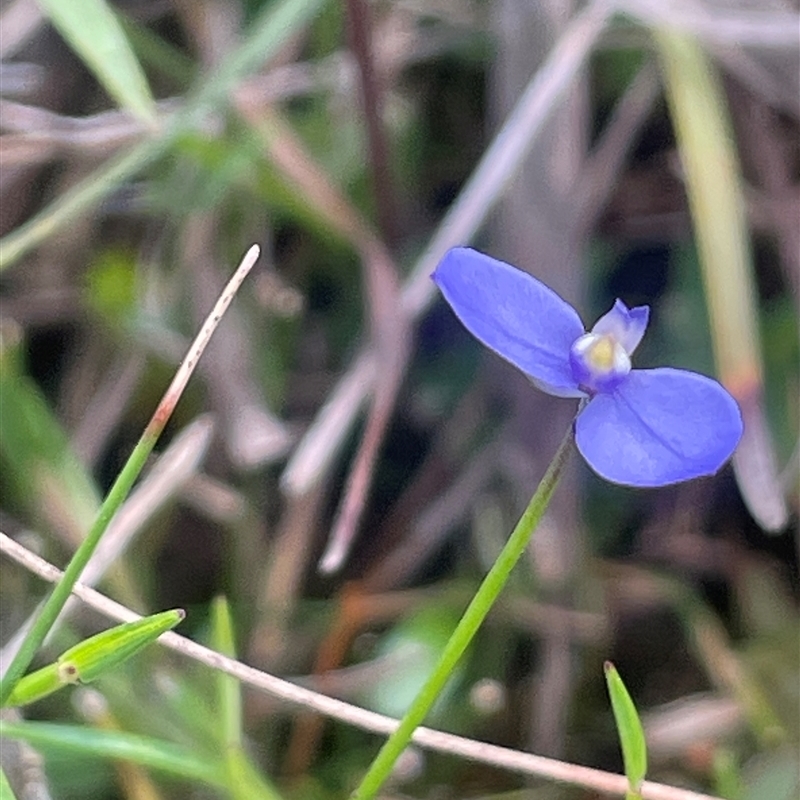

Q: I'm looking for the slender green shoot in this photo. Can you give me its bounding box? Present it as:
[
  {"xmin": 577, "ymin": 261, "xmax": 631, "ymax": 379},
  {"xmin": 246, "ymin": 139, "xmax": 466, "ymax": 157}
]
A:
[
  {"xmin": 0, "ymin": 245, "xmax": 259, "ymax": 705},
  {"xmin": 210, "ymin": 597, "xmax": 242, "ymax": 750},
  {"xmin": 210, "ymin": 596, "xmax": 285, "ymax": 800},
  {"xmin": 0, "ymin": 721, "xmax": 227, "ymax": 789},
  {"xmin": 604, "ymin": 661, "xmax": 648, "ymax": 799}
]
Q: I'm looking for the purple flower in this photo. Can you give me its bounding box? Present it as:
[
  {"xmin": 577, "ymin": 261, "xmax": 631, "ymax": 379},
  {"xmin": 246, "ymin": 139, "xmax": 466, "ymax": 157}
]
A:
[{"xmin": 433, "ymin": 247, "xmax": 743, "ymax": 487}]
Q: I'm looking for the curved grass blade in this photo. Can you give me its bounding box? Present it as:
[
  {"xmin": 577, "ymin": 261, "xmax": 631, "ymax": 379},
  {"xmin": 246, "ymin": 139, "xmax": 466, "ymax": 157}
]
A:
[
  {"xmin": 210, "ymin": 596, "xmax": 241, "ymax": 749},
  {"xmin": 0, "ymin": 721, "xmax": 226, "ymax": 789},
  {"xmin": 604, "ymin": 661, "xmax": 647, "ymax": 797},
  {"xmin": 36, "ymin": 0, "xmax": 157, "ymax": 126}
]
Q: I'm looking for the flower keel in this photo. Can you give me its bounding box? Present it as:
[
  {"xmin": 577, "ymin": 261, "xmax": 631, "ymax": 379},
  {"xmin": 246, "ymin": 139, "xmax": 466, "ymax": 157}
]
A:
[{"xmin": 569, "ymin": 332, "xmax": 631, "ymax": 394}]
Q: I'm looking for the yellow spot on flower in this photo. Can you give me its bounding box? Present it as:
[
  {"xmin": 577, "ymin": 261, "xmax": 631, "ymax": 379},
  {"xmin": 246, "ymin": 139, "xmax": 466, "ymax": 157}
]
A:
[{"xmin": 588, "ymin": 336, "xmax": 616, "ymax": 371}]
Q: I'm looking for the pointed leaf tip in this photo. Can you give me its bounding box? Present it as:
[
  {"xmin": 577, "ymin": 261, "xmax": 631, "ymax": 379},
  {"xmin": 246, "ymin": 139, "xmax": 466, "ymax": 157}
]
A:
[{"xmin": 604, "ymin": 662, "xmax": 648, "ymax": 791}]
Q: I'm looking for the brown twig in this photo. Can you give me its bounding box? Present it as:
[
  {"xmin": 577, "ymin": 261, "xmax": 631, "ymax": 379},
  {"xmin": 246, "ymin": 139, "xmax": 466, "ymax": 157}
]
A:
[
  {"xmin": 235, "ymin": 100, "xmax": 410, "ymax": 573},
  {"xmin": 344, "ymin": 0, "xmax": 398, "ymax": 244}
]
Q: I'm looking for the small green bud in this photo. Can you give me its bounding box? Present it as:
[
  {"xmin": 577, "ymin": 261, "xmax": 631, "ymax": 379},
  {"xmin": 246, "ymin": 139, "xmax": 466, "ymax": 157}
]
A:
[{"xmin": 4, "ymin": 609, "xmax": 184, "ymax": 708}]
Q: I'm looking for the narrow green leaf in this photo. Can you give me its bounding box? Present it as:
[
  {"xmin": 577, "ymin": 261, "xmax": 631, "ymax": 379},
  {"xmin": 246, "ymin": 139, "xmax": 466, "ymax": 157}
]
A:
[
  {"xmin": 0, "ymin": 721, "xmax": 226, "ymax": 788},
  {"xmin": 0, "ymin": 765, "xmax": 19, "ymax": 800},
  {"xmin": 654, "ymin": 28, "xmax": 787, "ymax": 531},
  {"xmin": 209, "ymin": 598, "xmax": 285, "ymax": 798},
  {"xmin": 4, "ymin": 610, "xmax": 184, "ymax": 707},
  {"xmin": 210, "ymin": 596, "xmax": 241, "ymax": 749},
  {"xmin": 35, "ymin": 0, "xmax": 156, "ymax": 125},
  {"xmin": 0, "ymin": 249, "xmax": 258, "ymax": 707},
  {"xmin": 604, "ymin": 661, "xmax": 648, "ymax": 793},
  {"xmin": 0, "ymin": 363, "xmax": 100, "ymax": 545}
]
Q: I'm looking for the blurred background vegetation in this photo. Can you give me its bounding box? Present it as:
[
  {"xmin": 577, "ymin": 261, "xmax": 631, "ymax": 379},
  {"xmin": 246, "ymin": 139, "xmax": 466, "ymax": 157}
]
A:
[{"xmin": 0, "ymin": 0, "xmax": 797, "ymax": 798}]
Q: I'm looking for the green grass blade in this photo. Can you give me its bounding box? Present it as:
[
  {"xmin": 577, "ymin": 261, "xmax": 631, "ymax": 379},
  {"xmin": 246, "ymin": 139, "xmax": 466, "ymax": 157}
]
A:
[
  {"xmin": 0, "ymin": 424, "xmax": 165, "ymax": 705},
  {"xmin": 654, "ymin": 28, "xmax": 787, "ymax": 531},
  {"xmin": 210, "ymin": 596, "xmax": 241, "ymax": 750},
  {"xmin": 36, "ymin": 0, "xmax": 157, "ymax": 126},
  {"xmin": 653, "ymin": 29, "xmax": 758, "ymax": 393},
  {"xmin": 209, "ymin": 597, "xmax": 286, "ymax": 799},
  {"xmin": 0, "ymin": 246, "xmax": 258, "ymax": 706},
  {"xmin": 0, "ymin": 363, "xmax": 100, "ymax": 544},
  {"xmin": 604, "ymin": 661, "xmax": 647, "ymax": 795},
  {"xmin": 0, "ymin": 0, "xmax": 326, "ymax": 270},
  {"xmin": 0, "ymin": 721, "xmax": 227, "ymax": 788},
  {"xmin": 0, "ymin": 765, "xmax": 19, "ymax": 800}
]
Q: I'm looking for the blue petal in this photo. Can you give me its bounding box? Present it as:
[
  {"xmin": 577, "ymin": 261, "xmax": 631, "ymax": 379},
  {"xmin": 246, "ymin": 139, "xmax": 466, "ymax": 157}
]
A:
[
  {"xmin": 433, "ymin": 247, "xmax": 585, "ymax": 397},
  {"xmin": 590, "ymin": 299, "xmax": 649, "ymax": 356},
  {"xmin": 575, "ymin": 368, "xmax": 743, "ymax": 486}
]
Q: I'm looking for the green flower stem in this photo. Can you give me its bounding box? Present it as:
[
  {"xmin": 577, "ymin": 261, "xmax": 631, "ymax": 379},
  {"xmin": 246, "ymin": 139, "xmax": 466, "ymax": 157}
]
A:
[{"xmin": 351, "ymin": 426, "xmax": 574, "ymax": 799}]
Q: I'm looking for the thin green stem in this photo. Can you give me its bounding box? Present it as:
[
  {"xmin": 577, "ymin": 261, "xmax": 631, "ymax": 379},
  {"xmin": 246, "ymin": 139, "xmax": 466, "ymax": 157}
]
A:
[{"xmin": 351, "ymin": 426, "xmax": 574, "ymax": 799}]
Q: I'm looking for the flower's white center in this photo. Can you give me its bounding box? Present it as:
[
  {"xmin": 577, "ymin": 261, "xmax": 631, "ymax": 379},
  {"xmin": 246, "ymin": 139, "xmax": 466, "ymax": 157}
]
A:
[{"xmin": 569, "ymin": 332, "xmax": 631, "ymax": 393}]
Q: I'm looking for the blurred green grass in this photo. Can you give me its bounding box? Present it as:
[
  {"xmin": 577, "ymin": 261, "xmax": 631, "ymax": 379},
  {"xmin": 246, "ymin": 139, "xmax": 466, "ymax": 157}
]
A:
[{"xmin": 0, "ymin": 1, "xmax": 797, "ymax": 799}]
